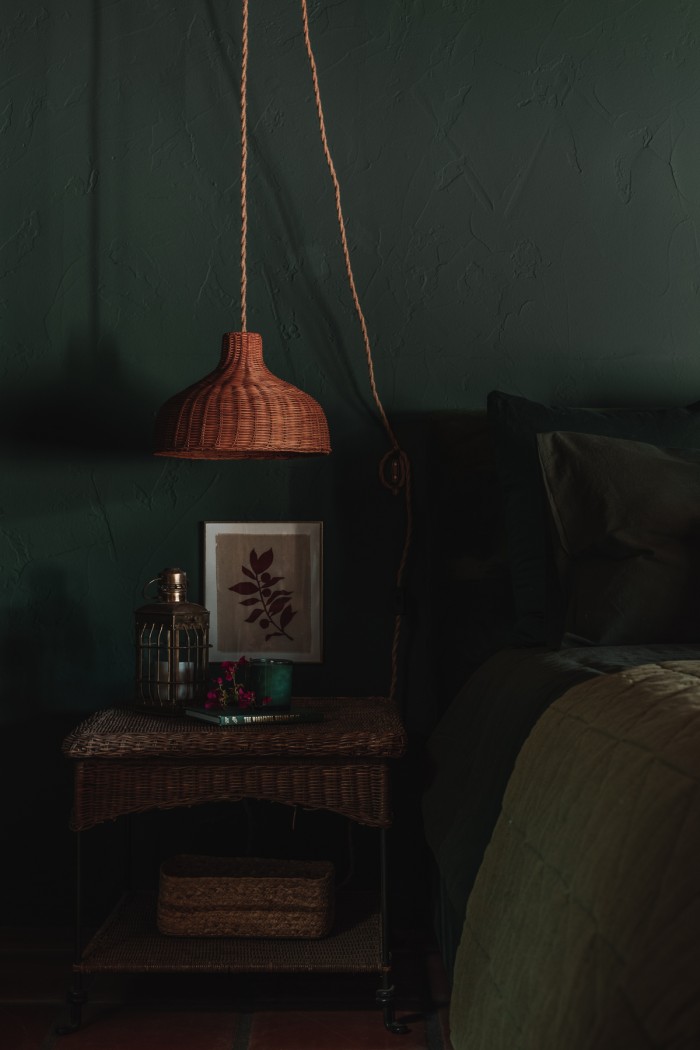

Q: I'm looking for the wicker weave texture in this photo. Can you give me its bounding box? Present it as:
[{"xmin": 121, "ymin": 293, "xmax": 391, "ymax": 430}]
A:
[
  {"xmin": 153, "ymin": 332, "xmax": 331, "ymax": 459},
  {"xmin": 62, "ymin": 698, "xmax": 407, "ymax": 759},
  {"xmin": 77, "ymin": 891, "xmax": 383, "ymax": 974},
  {"xmin": 71, "ymin": 758, "xmax": 393, "ymax": 830},
  {"xmin": 64, "ymin": 698, "xmax": 405, "ymax": 830},
  {"xmin": 157, "ymin": 855, "xmax": 334, "ymax": 938}
]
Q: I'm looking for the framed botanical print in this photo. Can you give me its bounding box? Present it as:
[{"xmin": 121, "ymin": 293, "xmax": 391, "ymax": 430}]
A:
[{"xmin": 203, "ymin": 521, "xmax": 323, "ymax": 663}]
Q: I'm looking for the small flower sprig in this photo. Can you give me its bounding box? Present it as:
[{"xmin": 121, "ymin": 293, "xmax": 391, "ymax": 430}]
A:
[{"xmin": 204, "ymin": 656, "xmax": 271, "ymax": 711}]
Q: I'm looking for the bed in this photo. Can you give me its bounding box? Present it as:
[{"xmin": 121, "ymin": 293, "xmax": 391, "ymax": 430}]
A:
[{"xmin": 421, "ymin": 391, "xmax": 700, "ymax": 1050}]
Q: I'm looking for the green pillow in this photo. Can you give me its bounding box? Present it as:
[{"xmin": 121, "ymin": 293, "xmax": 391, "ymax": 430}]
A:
[
  {"xmin": 537, "ymin": 431, "xmax": 700, "ymax": 645},
  {"xmin": 487, "ymin": 390, "xmax": 700, "ymax": 645}
]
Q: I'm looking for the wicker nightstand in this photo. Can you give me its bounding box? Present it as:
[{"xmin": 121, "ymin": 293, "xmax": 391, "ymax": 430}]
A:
[{"xmin": 59, "ymin": 697, "xmax": 408, "ymax": 1034}]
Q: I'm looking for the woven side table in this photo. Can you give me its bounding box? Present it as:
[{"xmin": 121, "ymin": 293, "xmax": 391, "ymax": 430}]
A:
[{"xmin": 58, "ymin": 697, "xmax": 408, "ymax": 1034}]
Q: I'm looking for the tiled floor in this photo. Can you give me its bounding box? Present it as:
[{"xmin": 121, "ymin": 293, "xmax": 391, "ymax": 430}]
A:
[{"xmin": 0, "ymin": 925, "xmax": 452, "ymax": 1050}]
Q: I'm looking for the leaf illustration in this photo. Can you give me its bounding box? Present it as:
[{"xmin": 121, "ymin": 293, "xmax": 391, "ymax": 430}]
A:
[
  {"xmin": 265, "ymin": 631, "xmax": 284, "ymax": 641},
  {"xmin": 250, "ymin": 548, "xmax": 274, "ymax": 575},
  {"xmin": 230, "ymin": 582, "xmax": 257, "ymax": 595},
  {"xmin": 229, "ymin": 545, "xmax": 296, "ymax": 644}
]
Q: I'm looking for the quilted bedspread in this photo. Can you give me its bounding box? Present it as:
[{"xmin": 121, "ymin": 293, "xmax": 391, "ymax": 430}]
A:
[{"xmin": 450, "ymin": 660, "xmax": 700, "ymax": 1050}]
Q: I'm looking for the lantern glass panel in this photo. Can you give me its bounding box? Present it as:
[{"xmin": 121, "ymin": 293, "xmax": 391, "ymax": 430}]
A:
[{"xmin": 135, "ymin": 609, "xmax": 210, "ymax": 710}]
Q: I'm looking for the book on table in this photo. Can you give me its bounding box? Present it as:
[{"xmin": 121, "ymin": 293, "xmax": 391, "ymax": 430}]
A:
[{"xmin": 185, "ymin": 706, "xmax": 324, "ymax": 726}]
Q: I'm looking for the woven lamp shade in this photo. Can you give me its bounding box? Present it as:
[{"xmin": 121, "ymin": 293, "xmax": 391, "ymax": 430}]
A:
[{"xmin": 153, "ymin": 331, "xmax": 331, "ymax": 460}]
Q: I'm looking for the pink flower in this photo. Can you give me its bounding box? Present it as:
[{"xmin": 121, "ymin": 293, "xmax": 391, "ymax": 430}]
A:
[{"xmin": 206, "ymin": 656, "xmax": 263, "ymax": 713}]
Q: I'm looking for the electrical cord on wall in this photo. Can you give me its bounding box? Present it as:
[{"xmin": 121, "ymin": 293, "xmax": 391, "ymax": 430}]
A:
[
  {"xmin": 240, "ymin": 0, "xmax": 249, "ymax": 331},
  {"xmin": 238, "ymin": 0, "xmax": 412, "ymax": 704},
  {"xmin": 299, "ymin": 0, "xmax": 413, "ymax": 706}
]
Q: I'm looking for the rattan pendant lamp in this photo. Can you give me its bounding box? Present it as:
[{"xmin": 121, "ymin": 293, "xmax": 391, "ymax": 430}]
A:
[
  {"xmin": 155, "ymin": 0, "xmax": 412, "ymax": 707},
  {"xmin": 153, "ymin": 0, "xmax": 331, "ymax": 459}
]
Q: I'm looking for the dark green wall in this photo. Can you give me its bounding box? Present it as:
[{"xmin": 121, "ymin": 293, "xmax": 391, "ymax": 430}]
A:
[{"xmin": 3, "ymin": 0, "xmax": 700, "ymax": 920}]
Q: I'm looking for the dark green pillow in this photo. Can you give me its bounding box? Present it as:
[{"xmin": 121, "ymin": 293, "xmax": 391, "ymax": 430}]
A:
[
  {"xmin": 537, "ymin": 431, "xmax": 700, "ymax": 645},
  {"xmin": 487, "ymin": 390, "xmax": 700, "ymax": 645}
]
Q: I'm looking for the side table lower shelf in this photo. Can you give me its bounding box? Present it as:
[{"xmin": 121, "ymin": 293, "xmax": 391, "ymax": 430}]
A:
[{"xmin": 76, "ymin": 890, "xmax": 384, "ymax": 974}]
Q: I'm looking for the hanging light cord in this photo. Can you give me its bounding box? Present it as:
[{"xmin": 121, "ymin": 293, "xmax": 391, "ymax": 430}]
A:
[
  {"xmin": 240, "ymin": 0, "xmax": 249, "ymax": 331},
  {"xmin": 300, "ymin": 0, "xmax": 413, "ymax": 706}
]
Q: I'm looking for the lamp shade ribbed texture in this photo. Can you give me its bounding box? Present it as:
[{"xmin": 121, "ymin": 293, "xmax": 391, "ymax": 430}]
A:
[{"xmin": 153, "ymin": 332, "xmax": 331, "ymax": 459}]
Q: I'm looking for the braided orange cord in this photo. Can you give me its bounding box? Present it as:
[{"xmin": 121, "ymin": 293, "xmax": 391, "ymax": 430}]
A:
[
  {"xmin": 299, "ymin": 0, "xmax": 398, "ymax": 450},
  {"xmin": 240, "ymin": 0, "xmax": 249, "ymax": 331},
  {"xmin": 300, "ymin": 0, "xmax": 413, "ymax": 705}
]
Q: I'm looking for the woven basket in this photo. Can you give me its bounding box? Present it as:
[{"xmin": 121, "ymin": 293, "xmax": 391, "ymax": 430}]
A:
[
  {"xmin": 157, "ymin": 854, "xmax": 335, "ymax": 938},
  {"xmin": 153, "ymin": 332, "xmax": 331, "ymax": 460}
]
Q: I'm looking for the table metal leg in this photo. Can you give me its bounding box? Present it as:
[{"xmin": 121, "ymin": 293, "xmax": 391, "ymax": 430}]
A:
[{"xmin": 376, "ymin": 827, "xmax": 409, "ymax": 1034}]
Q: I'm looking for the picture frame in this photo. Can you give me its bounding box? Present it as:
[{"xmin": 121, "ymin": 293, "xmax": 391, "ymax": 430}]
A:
[{"xmin": 203, "ymin": 521, "xmax": 323, "ymax": 663}]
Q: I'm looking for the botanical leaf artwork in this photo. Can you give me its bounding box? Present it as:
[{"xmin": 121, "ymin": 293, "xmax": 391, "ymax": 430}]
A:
[{"xmin": 228, "ymin": 547, "xmax": 297, "ymax": 642}]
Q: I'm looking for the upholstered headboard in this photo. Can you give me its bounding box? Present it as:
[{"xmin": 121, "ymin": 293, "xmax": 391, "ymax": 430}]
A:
[{"xmin": 399, "ymin": 390, "xmax": 700, "ymax": 729}]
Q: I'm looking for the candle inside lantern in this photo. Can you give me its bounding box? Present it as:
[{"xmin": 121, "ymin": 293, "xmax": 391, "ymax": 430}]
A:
[
  {"xmin": 157, "ymin": 661, "xmax": 195, "ymax": 702},
  {"xmin": 249, "ymin": 659, "xmax": 293, "ymax": 710}
]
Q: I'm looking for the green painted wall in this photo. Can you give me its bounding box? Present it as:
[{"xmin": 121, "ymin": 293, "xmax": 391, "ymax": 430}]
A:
[{"xmin": 3, "ymin": 0, "xmax": 700, "ymax": 918}]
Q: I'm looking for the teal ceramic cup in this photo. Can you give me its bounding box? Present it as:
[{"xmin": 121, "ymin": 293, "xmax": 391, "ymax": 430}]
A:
[{"xmin": 250, "ymin": 658, "xmax": 293, "ymax": 710}]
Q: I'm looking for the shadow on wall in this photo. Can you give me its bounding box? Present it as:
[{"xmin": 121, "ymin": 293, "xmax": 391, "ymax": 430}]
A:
[
  {"xmin": 0, "ymin": 704, "xmax": 81, "ymax": 924},
  {"xmin": 0, "ymin": 335, "xmax": 160, "ymax": 462},
  {"xmin": 0, "ymin": 565, "xmax": 95, "ymax": 719}
]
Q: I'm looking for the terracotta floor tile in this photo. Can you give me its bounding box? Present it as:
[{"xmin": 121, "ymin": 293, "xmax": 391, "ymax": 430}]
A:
[
  {"xmin": 0, "ymin": 1005, "xmax": 61, "ymax": 1050},
  {"xmin": 53, "ymin": 1007, "xmax": 240, "ymax": 1050},
  {"xmin": 0, "ymin": 926, "xmax": 453, "ymax": 1048},
  {"xmin": 248, "ymin": 1009, "xmax": 436, "ymax": 1050}
]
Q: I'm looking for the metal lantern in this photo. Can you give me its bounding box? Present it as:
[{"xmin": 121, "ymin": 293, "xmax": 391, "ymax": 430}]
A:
[{"xmin": 134, "ymin": 567, "xmax": 210, "ymax": 712}]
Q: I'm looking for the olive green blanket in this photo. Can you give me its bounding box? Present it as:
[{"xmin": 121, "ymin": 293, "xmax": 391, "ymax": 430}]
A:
[{"xmin": 450, "ymin": 661, "xmax": 700, "ymax": 1049}]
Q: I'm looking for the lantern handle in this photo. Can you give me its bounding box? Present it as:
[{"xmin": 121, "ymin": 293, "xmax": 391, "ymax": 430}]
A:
[{"xmin": 143, "ymin": 577, "xmax": 161, "ymax": 600}]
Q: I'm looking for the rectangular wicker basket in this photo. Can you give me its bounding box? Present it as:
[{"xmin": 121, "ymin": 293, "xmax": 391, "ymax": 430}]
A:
[{"xmin": 157, "ymin": 854, "xmax": 335, "ymax": 939}]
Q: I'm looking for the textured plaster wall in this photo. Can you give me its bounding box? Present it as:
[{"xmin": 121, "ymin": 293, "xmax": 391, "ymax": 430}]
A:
[{"xmin": 3, "ymin": 0, "xmax": 700, "ymax": 724}]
